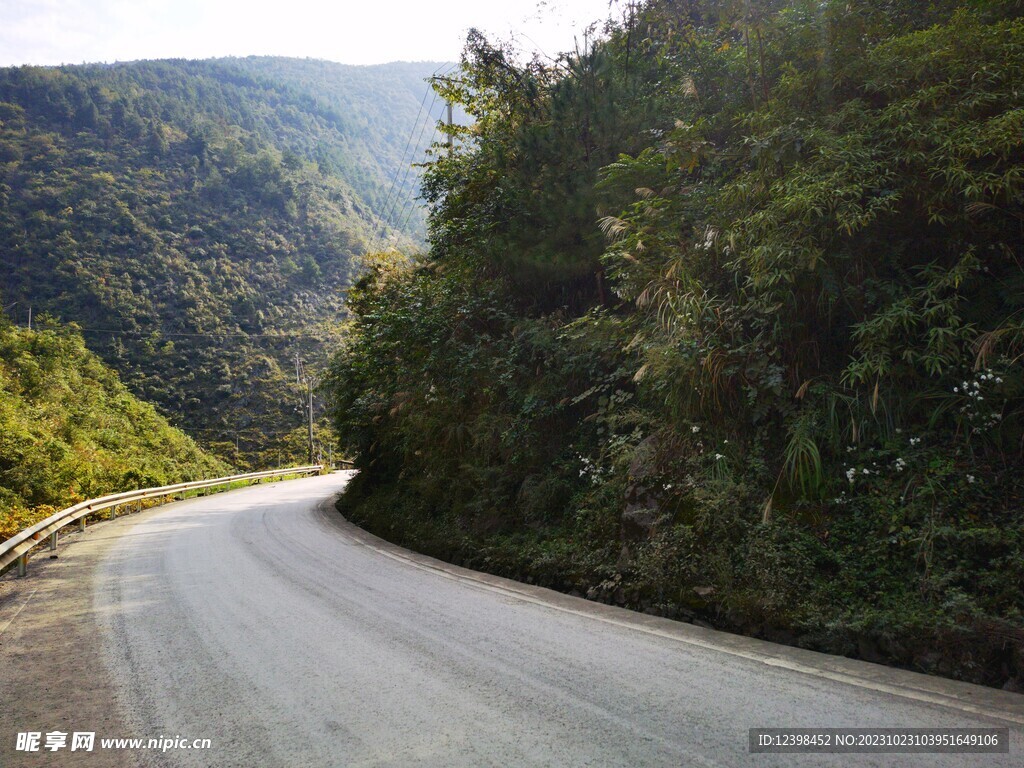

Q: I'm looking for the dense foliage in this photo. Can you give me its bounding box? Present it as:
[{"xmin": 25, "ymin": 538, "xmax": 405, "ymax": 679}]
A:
[
  {"xmin": 329, "ymin": 0, "xmax": 1024, "ymax": 688},
  {"xmin": 0, "ymin": 310, "xmax": 226, "ymax": 541},
  {"xmin": 0, "ymin": 57, "xmax": 445, "ymax": 465}
]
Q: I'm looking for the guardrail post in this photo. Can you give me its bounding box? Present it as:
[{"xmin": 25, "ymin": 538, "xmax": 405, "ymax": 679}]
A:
[
  {"xmin": 17, "ymin": 553, "xmax": 28, "ymax": 577},
  {"xmin": 50, "ymin": 532, "xmax": 58, "ymax": 551},
  {"xmin": 79, "ymin": 517, "xmax": 86, "ymax": 532},
  {"xmin": 109, "ymin": 505, "xmax": 117, "ymax": 520}
]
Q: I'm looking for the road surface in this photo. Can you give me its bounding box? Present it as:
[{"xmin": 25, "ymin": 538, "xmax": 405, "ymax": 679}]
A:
[{"xmin": 1, "ymin": 472, "xmax": 1021, "ymax": 767}]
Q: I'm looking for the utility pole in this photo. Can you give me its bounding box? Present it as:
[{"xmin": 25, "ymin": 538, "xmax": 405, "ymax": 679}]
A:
[
  {"xmin": 27, "ymin": 306, "xmax": 32, "ymax": 331},
  {"xmin": 296, "ymin": 352, "xmax": 315, "ymax": 466},
  {"xmin": 307, "ymin": 379, "xmax": 314, "ymax": 466},
  {"xmin": 431, "ymin": 73, "xmax": 456, "ymax": 158}
]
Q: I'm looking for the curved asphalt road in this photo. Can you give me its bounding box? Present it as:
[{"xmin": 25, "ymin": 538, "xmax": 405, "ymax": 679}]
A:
[{"xmin": 5, "ymin": 473, "xmax": 1023, "ymax": 766}]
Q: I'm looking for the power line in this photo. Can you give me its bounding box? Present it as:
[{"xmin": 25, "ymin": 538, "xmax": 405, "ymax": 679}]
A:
[
  {"xmin": 393, "ymin": 121, "xmax": 441, "ymax": 240},
  {"xmin": 375, "ymin": 90, "xmax": 440, "ymax": 250},
  {"xmin": 369, "ymin": 62, "xmax": 456, "ymax": 253},
  {"xmin": 10, "ymin": 300, "xmax": 344, "ymax": 331},
  {"xmin": 369, "ymin": 79, "xmax": 441, "ymax": 252},
  {"xmin": 369, "ymin": 85, "xmax": 434, "ymax": 253},
  {"xmin": 372, "ymin": 92, "xmax": 437, "ymax": 251},
  {"xmin": 185, "ymin": 426, "xmax": 324, "ymax": 437},
  {"xmin": 74, "ymin": 326, "xmax": 337, "ymax": 340},
  {"xmin": 389, "ymin": 63, "xmax": 459, "ymax": 244}
]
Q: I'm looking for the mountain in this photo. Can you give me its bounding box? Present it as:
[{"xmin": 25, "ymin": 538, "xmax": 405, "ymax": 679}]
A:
[
  {"xmin": 222, "ymin": 56, "xmax": 451, "ymax": 240},
  {"xmin": 0, "ymin": 313, "xmax": 227, "ymax": 541},
  {"xmin": 0, "ymin": 57, "xmax": 449, "ymax": 465}
]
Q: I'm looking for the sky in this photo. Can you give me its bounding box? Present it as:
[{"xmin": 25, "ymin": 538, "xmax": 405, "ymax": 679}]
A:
[{"xmin": 0, "ymin": 0, "xmax": 623, "ymax": 68}]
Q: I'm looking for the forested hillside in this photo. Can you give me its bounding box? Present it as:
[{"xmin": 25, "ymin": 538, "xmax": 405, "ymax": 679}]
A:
[
  {"xmin": 0, "ymin": 309, "xmax": 226, "ymax": 541},
  {"xmin": 329, "ymin": 1, "xmax": 1024, "ymax": 689},
  {"xmin": 0, "ymin": 57, "xmax": 447, "ymax": 465}
]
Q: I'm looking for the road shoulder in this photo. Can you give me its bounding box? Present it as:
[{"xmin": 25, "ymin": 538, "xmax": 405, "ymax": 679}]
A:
[
  {"xmin": 320, "ymin": 495, "xmax": 1024, "ymax": 727},
  {"xmin": 0, "ymin": 515, "xmax": 146, "ymax": 768}
]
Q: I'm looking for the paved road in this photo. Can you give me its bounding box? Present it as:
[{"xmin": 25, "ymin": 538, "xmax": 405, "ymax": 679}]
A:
[{"xmin": 2, "ymin": 473, "xmax": 1022, "ymax": 766}]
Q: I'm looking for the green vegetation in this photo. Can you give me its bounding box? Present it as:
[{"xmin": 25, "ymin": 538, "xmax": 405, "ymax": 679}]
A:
[
  {"xmin": 0, "ymin": 310, "xmax": 226, "ymax": 541},
  {"xmin": 0, "ymin": 57, "xmax": 446, "ymax": 465},
  {"xmin": 329, "ymin": 1, "xmax": 1024, "ymax": 688}
]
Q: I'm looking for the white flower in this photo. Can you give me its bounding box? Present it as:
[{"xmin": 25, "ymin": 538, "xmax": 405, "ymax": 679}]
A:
[
  {"xmin": 691, "ymin": 425, "xmax": 700, "ymax": 433},
  {"xmin": 714, "ymin": 453, "xmax": 725, "ymax": 461},
  {"xmin": 967, "ymin": 474, "xmax": 976, "ymax": 484},
  {"xmin": 846, "ymin": 468, "xmax": 856, "ymax": 483}
]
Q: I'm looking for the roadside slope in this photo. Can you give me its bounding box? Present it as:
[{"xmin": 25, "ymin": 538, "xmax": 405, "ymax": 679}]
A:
[{"xmin": 0, "ymin": 320, "xmax": 226, "ymax": 542}]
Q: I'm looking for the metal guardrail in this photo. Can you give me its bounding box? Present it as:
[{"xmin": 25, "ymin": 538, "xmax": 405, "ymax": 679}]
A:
[{"xmin": 0, "ymin": 466, "xmax": 324, "ymax": 577}]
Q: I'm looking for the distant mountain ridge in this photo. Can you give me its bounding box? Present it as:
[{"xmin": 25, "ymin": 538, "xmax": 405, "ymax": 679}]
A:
[
  {"xmin": 0, "ymin": 57, "xmax": 449, "ymax": 465},
  {"xmin": 219, "ymin": 57, "xmax": 451, "ymax": 240}
]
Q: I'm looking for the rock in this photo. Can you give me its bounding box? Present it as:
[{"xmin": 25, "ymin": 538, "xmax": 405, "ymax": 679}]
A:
[
  {"xmin": 621, "ymin": 435, "xmax": 665, "ymax": 541},
  {"xmin": 617, "ymin": 543, "xmax": 633, "ymax": 569},
  {"xmin": 621, "ymin": 506, "xmax": 661, "ymax": 541}
]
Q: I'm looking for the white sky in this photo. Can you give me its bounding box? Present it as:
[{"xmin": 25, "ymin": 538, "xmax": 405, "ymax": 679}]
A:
[{"xmin": 0, "ymin": 0, "xmax": 623, "ymax": 67}]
